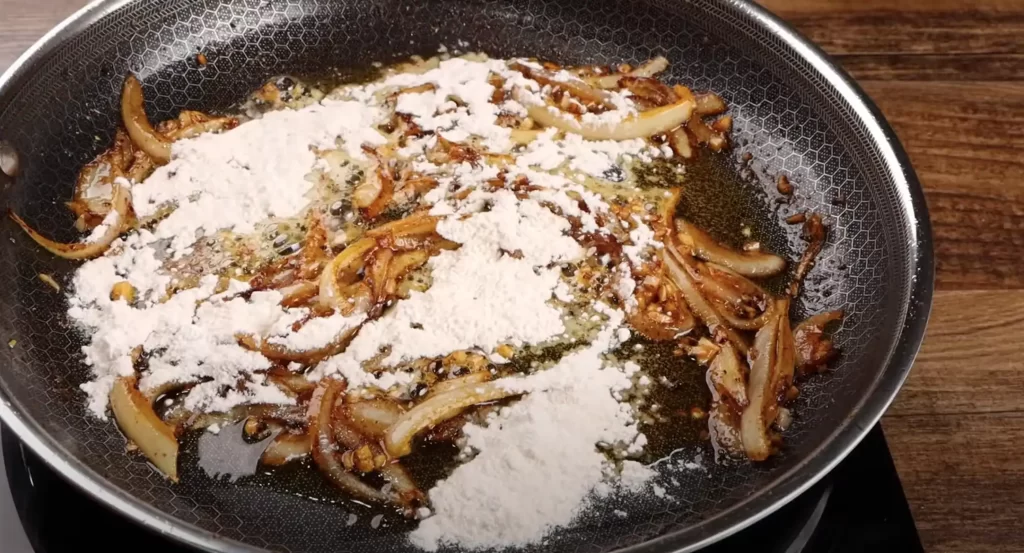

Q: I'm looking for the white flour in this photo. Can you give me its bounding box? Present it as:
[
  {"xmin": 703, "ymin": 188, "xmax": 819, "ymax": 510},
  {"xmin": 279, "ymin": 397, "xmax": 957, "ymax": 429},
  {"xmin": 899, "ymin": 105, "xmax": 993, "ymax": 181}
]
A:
[
  {"xmin": 315, "ymin": 189, "xmax": 582, "ymax": 386},
  {"xmin": 411, "ymin": 308, "xmax": 650, "ymax": 551}
]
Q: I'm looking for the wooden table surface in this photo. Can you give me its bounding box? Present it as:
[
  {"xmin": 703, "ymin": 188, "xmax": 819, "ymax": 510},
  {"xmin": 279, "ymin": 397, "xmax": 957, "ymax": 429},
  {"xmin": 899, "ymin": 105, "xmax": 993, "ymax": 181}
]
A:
[{"xmin": 2, "ymin": 0, "xmax": 1022, "ymax": 551}]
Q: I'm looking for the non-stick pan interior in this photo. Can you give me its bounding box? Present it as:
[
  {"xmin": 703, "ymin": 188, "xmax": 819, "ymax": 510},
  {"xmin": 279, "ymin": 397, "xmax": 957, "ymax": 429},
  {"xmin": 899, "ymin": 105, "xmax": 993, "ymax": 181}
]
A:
[{"xmin": 0, "ymin": 0, "xmax": 930, "ymax": 551}]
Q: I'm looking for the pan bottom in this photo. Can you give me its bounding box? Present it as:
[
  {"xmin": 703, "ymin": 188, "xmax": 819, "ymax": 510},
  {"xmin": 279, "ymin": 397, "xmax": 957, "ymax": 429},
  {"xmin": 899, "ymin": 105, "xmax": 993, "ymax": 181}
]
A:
[{"xmin": 2, "ymin": 424, "xmax": 921, "ymax": 553}]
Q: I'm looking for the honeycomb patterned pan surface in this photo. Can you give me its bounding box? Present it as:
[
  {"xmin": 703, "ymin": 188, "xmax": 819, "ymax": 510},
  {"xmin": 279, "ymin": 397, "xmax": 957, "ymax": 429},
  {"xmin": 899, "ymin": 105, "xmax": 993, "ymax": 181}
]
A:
[{"xmin": 0, "ymin": 0, "xmax": 931, "ymax": 551}]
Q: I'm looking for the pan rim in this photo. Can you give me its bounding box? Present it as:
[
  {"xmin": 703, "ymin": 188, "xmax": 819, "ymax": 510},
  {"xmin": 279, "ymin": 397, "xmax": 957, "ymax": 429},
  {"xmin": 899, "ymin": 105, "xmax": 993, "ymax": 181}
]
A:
[{"xmin": 0, "ymin": 0, "xmax": 935, "ymax": 552}]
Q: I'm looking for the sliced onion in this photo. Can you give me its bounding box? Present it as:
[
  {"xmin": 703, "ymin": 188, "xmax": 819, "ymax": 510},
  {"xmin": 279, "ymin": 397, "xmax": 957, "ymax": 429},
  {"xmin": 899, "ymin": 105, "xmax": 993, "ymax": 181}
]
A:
[
  {"xmin": 364, "ymin": 247, "xmax": 393, "ymax": 306},
  {"xmin": 238, "ymin": 325, "xmax": 359, "ymax": 364},
  {"xmin": 260, "ymin": 432, "xmax": 312, "ymax": 466},
  {"xmin": 627, "ymin": 307, "xmax": 695, "ymax": 341},
  {"xmin": 701, "ymin": 263, "xmax": 774, "ymax": 330},
  {"xmin": 664, "ymin": 245, "xmax": 748, "ymax": 355},
  {"xmin": 268, "ymin": 371, "xmax": 317, "ymax": 397},
  {"xmin": 659, "ymin": 187, "xmax": 682, "ymax": 232},
  {"xmin": 707, "ymin": 341, "xmax": 748, "ymax": 408},
  {"xmin": 427, "ymin": 371, "xmax": 492, "ymax": 398},
  {"xmin": 677, "ymin": 220, "xmax": 786, "ymax": 277},
  {"xmin": 384, "ymin": 381, "xmax": 522, "ymax": 457},
  {"xmin": 740, "ymin": 299, "xmax": 793, "ymax": 461},
  {"xmin": 346, "ymin": 398, "xmax": 404, "ymax": 438},
  {"xmin": 278, "ymin": 280, "xmax": 318, "ymax": 308},
  {"xmin": 354, "ymin": 164, "xmax": 395, "ymax": 219},
  {"xmin": 667, "ymin": 126, "xmax": 693, "ymax": 160},
  {"xmin": 318, "ymin": 237, "xmax": 376, "ymax": 309},
  {"xmin": 509, "ymin": 61, "xmax": 617, "ymax": 110},
  {"xmin": 121, "ymin": 76, "xmax": 170, "ymax": 164},
  {"xmin": 525, "ymin": 97, "xmax": 693, "ymax": 141},
  {"xmin": 379, "ymin": 463, "xmax": 426, "ymax": 514},
  {"xmin": 309, "ymin": 381, "xmax": 393, "ymax": 503},
  {"xmin": 386, "ymin": 250, "xmax": 430, "ymax": 293},
  {"xmin": 586, "ymin": 56, "xmax": 670, "ymax": 89},
  {"xmin": 793, "ymin": 310, "xmax": 843, "ymax": 371},
  {"xmin": 365, "ymin": 212, "xmax": 439, "ymax": 240},
  {"xmin": 161, "ymin": 113, "xmax": 238, "ymax": 141},
  {"xmin": 10, "ymin": 181, "xmax": 131, "ymax": 260},
  {"xmin": 789, "ymin": 213, "xmax": 827, "ymax": 297},
  {"xmin": 110, "ymin": 376, "xmax": 179, "ymax": 481}
]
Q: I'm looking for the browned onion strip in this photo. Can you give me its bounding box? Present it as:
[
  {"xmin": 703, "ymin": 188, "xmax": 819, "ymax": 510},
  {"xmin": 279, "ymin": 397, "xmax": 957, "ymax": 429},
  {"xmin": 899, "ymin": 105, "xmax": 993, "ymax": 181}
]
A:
[
  {"xmin": 667, "ymin": 126, "xmax": 693, "ymax": 160},
  {"xmin": 789, "ymin": 213, "xmax": 826, "ymax": 297},
  {"xmin": 279, "ymin": 280, "xmax": 318, "ymax": 308},
  {"xmin": 268, "ymin": 371, "xmax": 316, "ymax": 397},
  {"xmin": 384, "ymin": 381, "xmax": 522, "ymax": 457},
  {"xmin": 664, "ymin": 245, "xmax": 749, "ymax": 355},
  {"xmin": 707, "ymin": 341, "xmax": 748, "ymax": 409},
  {"xmin": 509, "ymin": 61, "xmax": 617, "ymax": 110},
  {"xmin": 740, "ymin": 299, "xmax": 794, "ymax": 461},
  {"xmin": 318, "ymin": 237, "xmax": 376, "ymax": 310},
  {"xmin": 379, "ymin": 463, "xmax": 427, "ymax": 515},
  {"xmin": 121, "ymin": 76, "xmax": 171, "ymax": 164},
  {"xmin": 701, "ymin": 263, "xmax": 774, "ymax": 331},
  {"xmin": 427, "ymin": 371, "xmax": 492, "ymax": 398},
  {"xmin": 110, "ymin": 376, "xmax": 179, "ymax": 481},
  {"xmin": 586, "ymin": 56, "xmax": 670, "ymax": 89},
  {"xmin": 237, "ymin": 325, "xmax": 359, "ymax": 364},
  {"xmin": 793, "ymin": 310, "xmax": 843, "ymax": 372},
  {"xmin": 677, "ymin": 220, "xmax": 785, "ymax": 277},
  {"xmin": 346, "ymin": 398, "xmax": 404, "ymax": 438},
  {"xmin": 523, "ymin": 97, "xmax": 694, "ymax": 141},
  {"xmin": 260, "ymin": 432, "xmax": 312, "ymax": 466},
  {"xmin": 309, "ymin": 381, "xmax": 394, "ymax": 504},
  {"xmin": 354, "ymin": 164, "xmax": 395, "ymax": 220},
  {"xmin": 10, "ymin": 181, "xmax": 131, "ymax": 260},
  {"xmin": 365, "ymin": 212, "xmax": 439, "ymax": 239}
]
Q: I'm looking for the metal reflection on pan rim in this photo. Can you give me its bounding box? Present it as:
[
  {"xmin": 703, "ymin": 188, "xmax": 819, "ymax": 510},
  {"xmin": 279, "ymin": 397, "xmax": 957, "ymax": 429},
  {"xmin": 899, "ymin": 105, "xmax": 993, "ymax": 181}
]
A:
[{"xmin": 0, "ymin": 0, "xmax": 935, "ymax": 551}]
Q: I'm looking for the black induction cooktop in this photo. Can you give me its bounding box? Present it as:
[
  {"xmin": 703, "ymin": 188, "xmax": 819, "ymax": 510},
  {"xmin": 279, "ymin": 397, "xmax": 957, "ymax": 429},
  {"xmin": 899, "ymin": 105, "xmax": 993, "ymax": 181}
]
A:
[{"xmin": 2, "ymin": 425, "xmax": 922, "ymax": 552}]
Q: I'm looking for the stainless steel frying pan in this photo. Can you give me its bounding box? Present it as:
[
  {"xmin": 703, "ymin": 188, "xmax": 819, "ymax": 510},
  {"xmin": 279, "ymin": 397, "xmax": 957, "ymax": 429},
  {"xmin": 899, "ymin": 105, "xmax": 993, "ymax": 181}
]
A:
[{"xmin": 0, "ymin": 0, "xmax": 933, "ymax": 551}]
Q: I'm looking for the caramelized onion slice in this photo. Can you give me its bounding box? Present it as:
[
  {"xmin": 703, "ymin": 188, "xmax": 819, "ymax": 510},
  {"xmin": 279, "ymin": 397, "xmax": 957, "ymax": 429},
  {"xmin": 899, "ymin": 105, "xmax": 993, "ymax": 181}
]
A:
[
  {"xmin": 524, "ymin": 97, "xmax": 694, "ymax": 141},
  {"xmin": 740, "ymin": 299, "xmax": 794, "ymax": 461},
  {"xmin": 701, "ymin": 263, "xmax": 774, "ymax": 331},
  {"xmin": 309, "ymin": 381, "xmax": 394, "ymax": 504},
  {"xmin": 238, "ymin": 324, "xmax": 359, "ymax": 364},
  {"xmin": 384, "ymin": 381, "xmax": 521, "ymax": 457},
  {"xmin": 260, "ymin": 432, "xmax": 312, "ymax": 466},
  {"xmin": 793, "ymin": 310, "xmax": 843, "ymax": 372},
  {"xmin": 707, "ymin": 341, "xmax": 747, "ymax": 408},
  {"xmin": 677, "ymin": 220, "xmax": 785, "ymax": 277},
  {"xmin": 509, "ymin": 61, "xmax": 617, "ymax": 110},
  {"xmin": 318, "ymin": 237, "xmax": 376, "ymax": 309},
  {"xmin": 121, "ymin": 76, "xmax": 171, "ymax": 164},
  {"xmin": 586, "ymin": 56, "xmax": 670, "ymax": 89},
  {"xmin": 10, "ymin": 181, "xmax": 131, "ymax": 260},
  {"xmin": 664, "ymin": 245, "xmax": 748, "ymax": 355},
  {"xmin": 346, "ymin": 398, "xmax": 405, "ymax": 438},
  {"xmin": 110, "ymin": 376, "xmax": 179, "ymax": 481},
  {"xmin": 427, "ymin": 371, "xmax": 492, "ymax": 398}
]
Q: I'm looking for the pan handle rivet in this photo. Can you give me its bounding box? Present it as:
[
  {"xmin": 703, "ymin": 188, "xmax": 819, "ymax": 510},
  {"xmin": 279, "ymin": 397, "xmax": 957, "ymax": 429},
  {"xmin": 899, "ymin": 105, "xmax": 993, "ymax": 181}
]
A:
[{"xmin": 0, "ymin": 140, "xmax": 18, "ymax": 177}]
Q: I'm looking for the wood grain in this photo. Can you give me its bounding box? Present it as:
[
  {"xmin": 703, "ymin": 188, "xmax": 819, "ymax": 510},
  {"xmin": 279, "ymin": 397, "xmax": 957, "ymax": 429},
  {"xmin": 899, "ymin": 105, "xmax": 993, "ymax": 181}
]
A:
[{"xmin": 2, "ymin": 1, "xmax": 1024, "ymax": 552}]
